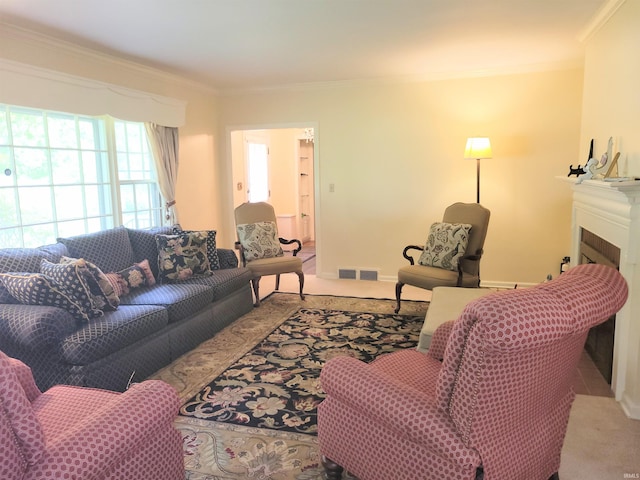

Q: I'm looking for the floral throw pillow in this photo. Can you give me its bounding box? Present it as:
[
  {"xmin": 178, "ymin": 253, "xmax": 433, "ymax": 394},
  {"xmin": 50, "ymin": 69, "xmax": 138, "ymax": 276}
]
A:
[
  {"xmin": 156, "ymin": 231, "xmax": 212, "ymax": 282},
  {"xmin": 172, "ymin": 227, "xmax": 220, "ymax": 270},
  {"xmin": 105, "ymin": 259, "xmax": 156, "ymax": 297},
  {"xmin": 236, "ymin": 221, "xmax": 284, "ymax": 263},
  {"xmin": 418, "ymin": 222, "xmax": 472, "ymax": 272}
]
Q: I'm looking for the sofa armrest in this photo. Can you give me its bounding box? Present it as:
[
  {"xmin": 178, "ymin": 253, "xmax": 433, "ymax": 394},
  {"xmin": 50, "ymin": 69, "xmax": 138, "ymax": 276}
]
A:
[
  {"xmin": 320, "ymin": 356, "xmax": 480, "ymax": 467},
  {"xmin": 32, "ymin": 380, "xmax": 180, "ymax": 477},
  {"xmin": 0, "ymin": 304, "xmax": 77, "ymax": 352},
  {"xmin": 217, "ymin": 248, "xmax": 239, "ymax": 269},
  {"xmin": 427, "ymin": 320, "xmax": 455, "ymax": 361}
]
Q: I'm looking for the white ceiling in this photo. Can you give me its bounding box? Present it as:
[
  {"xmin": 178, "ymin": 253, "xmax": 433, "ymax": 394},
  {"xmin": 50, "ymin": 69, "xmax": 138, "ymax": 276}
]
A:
[{"xmin": 0, "ymin": 0, "xmax": 608, "ymax": 91}]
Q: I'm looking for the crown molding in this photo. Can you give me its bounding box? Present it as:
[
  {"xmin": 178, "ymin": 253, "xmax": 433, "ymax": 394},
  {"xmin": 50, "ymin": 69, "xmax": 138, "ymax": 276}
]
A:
[
  {"xmin": 218, "ymin": 59, "xmax": 584, "ymax": 96},
  {"xmin": 0, "ymin": 21, "xmax": 218, "ymax": 95},
  {"xmin": 1, "ymin": 58, "xmax": 187, "ymax": 126},
  {"xmin": 578, "ymin": 0, "xmax": 627, "ymax": 43}
]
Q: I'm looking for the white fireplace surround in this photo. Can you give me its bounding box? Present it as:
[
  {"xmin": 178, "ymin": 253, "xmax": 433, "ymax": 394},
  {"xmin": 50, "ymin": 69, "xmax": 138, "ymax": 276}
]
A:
[{"xmin": 569, "ymin": 178, "xmax": 640, "ymax": 419}]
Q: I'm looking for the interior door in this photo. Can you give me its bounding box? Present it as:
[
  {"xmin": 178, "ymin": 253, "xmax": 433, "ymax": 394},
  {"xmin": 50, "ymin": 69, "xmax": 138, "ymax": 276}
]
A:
[{"xmin": 245, "ymin": 134, "xmax": 270, "ymax": 203}]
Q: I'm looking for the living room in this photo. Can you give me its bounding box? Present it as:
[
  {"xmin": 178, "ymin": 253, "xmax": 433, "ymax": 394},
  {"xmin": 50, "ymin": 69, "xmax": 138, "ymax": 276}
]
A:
[{"xmin": 1, "ymin": 1, "xmax": 639, "ymax": 478}]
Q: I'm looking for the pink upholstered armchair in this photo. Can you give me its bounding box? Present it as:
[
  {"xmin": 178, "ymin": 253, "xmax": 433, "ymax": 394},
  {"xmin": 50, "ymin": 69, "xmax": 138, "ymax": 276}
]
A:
[
  {"xmin": 318, "ymin": 263, "xmax": 628, "ymax": 480},
  {"xmin": 0, "ymin": 351, "xmax": 185, "ymax": 479}
]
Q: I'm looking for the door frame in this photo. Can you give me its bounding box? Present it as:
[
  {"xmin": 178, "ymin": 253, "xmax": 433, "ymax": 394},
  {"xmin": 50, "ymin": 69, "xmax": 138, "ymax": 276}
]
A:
[{"xmin": 225, "ymin": 122, "xmax": 321, "ymax": 274}]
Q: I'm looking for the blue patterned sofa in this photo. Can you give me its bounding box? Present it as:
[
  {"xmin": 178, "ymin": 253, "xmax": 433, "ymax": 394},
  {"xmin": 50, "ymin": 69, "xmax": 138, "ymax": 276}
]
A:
[{"xmin": 0, "ymin": 226, "xmax": 253, "ymax": 391}]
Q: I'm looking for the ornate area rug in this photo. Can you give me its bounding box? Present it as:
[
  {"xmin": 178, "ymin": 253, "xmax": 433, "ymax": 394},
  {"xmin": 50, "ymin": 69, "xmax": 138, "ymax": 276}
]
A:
[{"xmin": 150, "ymin": 293, "xmax": 427, "ymax": 480}]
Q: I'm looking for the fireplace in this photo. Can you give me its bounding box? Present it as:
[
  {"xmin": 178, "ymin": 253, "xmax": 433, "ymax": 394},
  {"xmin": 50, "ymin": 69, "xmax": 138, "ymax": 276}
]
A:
[
  {"xmin": 569, "ymin": 178, "xmax": 640, "ymax": 419},
  {"xmin": 579, "ymin": 228, "xmax": 620, "ymax": 383}
]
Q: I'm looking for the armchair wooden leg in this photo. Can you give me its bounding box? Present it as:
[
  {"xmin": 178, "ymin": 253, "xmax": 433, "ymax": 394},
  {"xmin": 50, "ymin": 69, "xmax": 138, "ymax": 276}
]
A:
[
  {"xmin": 297, "ymin": 272, "xmax": 305, "ymax": 300},
  {"xmin": 549, "ymin": 473, "xmax": 559, "ymax": 480},
  {"xmin": 394, "ymin": 282, "xmax": 404, "ymax": 314},
  {"xmin": 321, "ymin": 456, "xmax": 343, "ymax": 480},
  {"xmin": 251, "ymin": 277, "xmax": 261, "ymax": 307},
  {"xmin": 275, "ymin": 274, "xmax": 281, "ymax": 290}
]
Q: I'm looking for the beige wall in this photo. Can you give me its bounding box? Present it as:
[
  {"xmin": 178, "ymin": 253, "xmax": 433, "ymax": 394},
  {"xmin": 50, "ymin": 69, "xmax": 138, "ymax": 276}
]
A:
[
  {"xmin": 1, "ymin": 25, "xmax": 585, "ymax": 285},
  {"xmin": 580, "ymin": 0, "xmax": 640, "ymax": 176},
  {"xmin": 0, "ymin": 26, "xmax": 224, "ymax": 243},
  {"xmin": 218, "ymin": 69, "xmax": 583, "ymax": 285}
]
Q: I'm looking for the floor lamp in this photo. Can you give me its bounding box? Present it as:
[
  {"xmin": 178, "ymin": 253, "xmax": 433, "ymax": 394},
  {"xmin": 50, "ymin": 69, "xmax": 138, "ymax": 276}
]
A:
[{"xmin": 464, "ymin": 137, "xmax": 492, "ymax": 204}]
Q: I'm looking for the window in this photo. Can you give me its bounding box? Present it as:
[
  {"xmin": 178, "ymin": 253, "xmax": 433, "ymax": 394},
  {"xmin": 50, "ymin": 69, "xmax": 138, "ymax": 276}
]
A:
[{"xmin": 0, "ymin": 104, "xmax": 162, "ymax": 248}]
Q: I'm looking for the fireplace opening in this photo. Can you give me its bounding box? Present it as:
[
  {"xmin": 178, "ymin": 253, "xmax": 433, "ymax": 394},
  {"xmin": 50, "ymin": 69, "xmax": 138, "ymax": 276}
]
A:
[{"xmin": 579, "ymin": 228, "xmax": 621, "ymax": 384}]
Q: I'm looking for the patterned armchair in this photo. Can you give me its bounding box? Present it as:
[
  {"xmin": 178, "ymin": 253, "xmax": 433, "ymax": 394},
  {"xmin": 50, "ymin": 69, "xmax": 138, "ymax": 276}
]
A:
[
  {"xmin": 0, "ymin": 351, "xmax": 184, "ymax": 480},
  {"xmin": 318, "ymin": 263, "xmax": 628, "ymax": 480}
]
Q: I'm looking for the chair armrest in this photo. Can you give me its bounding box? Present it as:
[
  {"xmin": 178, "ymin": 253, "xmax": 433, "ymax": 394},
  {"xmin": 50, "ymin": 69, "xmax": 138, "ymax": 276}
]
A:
[
  {"xmin": 402, "ymin": 245, "xmax": 424, "ymax": 265},
  {"xmin": 8, "ymin": 357, "xmax": 42, "ymax": 402},
  {"xmin": 320, "ymin": 356, "xmax": 480, "ymax": 467},
  {"xmin": 33, "ymin": 380, "xmax": 180, "ymax": 477},
  {"xmin": 279, "ymin": 237, "xmax": 302, "ymax": 256},
  {"xmin": 427, "ymin": 320, "xmax": 455, "ymax": 361}
]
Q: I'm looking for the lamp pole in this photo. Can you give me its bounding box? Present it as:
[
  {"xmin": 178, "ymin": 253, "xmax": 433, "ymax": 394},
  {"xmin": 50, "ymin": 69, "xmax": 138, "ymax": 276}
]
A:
[{"xmin": 476, "ymin": 158, "xmax": 481, "ymax": 204}]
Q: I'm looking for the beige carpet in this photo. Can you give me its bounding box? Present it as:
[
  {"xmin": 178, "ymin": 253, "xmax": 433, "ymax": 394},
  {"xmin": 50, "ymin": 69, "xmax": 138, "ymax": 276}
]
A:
[{"xmin": 150, "ymin": 291, "xmax": 640, "ymax": 479}]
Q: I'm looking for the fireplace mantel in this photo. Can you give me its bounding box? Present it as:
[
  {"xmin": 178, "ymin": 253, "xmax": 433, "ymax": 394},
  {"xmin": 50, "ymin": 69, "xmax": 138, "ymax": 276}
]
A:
[{"xmin": 565, "ymin": 177, "xmax": 640, "ymax": 419}]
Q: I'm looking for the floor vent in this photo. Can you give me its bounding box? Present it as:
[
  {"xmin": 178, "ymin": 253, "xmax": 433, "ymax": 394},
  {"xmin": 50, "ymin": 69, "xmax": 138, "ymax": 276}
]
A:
[
  {"xmin": 359, "ymin": 270, "xmax": 378, "ymax": 281},
  {"xmin": 338, "ymin": 269, "xmax": 357, "ymax": 279}
]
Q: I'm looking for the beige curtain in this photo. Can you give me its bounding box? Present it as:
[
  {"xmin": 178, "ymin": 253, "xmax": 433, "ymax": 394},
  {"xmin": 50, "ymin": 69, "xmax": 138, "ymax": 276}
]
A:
[{"xmin": 145, "ymin": 123, "xmax": 179, "ymax": 224}]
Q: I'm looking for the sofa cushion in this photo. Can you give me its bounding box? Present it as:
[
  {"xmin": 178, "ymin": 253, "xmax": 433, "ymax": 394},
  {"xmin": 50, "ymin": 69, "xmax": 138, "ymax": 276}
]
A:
[
  {"xmin": 0, "ymin": 273, "xmax": 93, "ymax": 323},
  {"xmin": 0, "ymin": 283, "xmax": 19, "ymax": 304},
  {"xmin": 156, "ymin": 231, "xmax": 211, "ymax": 282},
  {"xmin": 179, "ymin": 267, "xmax": 253, "ymax": 303},
  {"xmin": 59, "ymin": 305, "xmax": 168, "ymax": 365},
  {"xmin": 58, "ymin": 226, "xmax": 135, "ymax": 273},
  {"xmin": 119, "ymin": 283, "xmax": 212, "ymax": 323},
  {"xmin": 127, "ymin": 226, "xmax": 174, "ymax": 279},
  {"xmin": 0, "ymin": 244, "xmax": 68, "ymax": 274}
]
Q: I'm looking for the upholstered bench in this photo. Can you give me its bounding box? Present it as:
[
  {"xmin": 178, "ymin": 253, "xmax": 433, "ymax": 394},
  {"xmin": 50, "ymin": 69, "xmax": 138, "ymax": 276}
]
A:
[{"xmin": 417, "ymin": 286, "xmax": 495, "ymax": 352}]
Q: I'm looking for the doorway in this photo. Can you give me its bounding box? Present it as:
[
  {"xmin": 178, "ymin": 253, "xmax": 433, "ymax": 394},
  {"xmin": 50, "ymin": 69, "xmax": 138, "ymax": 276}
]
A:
[{"xmin": 230, "ymin": 127, "xmax": 316, "ymax": 269}]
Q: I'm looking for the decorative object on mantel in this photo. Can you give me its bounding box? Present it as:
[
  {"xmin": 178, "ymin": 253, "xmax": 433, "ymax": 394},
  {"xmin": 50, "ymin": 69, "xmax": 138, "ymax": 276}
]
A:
[
  {"xmin": 575, "ymin": 136, "xmax": 622, "ymax": 184},
  {"xmin": 567, "ymin": 138, "xmax": 592, "ymax": 177},
  {"xmin": 587, "ymin": 136, "xmax": 614, "ymax": 178},
  {"xmin": 576, "ymin": 157, "xmax": 599, "ymax": 184},
  {"xmin": 605, "ymin": 151, "xmax": 620, "ymax": 178}
]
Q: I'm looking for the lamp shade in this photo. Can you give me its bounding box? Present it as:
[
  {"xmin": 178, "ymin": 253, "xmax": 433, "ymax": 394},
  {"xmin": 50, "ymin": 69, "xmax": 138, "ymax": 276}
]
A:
[{"xmin": 464, "ymin": 137, "xmax": 492, "ymax": 159}]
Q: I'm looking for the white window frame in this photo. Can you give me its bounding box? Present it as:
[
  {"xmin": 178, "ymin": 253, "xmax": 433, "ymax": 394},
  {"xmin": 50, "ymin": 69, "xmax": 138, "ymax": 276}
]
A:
[{"xmin": 0, "ymin": 104, "xmax": 163, "ymax": 248}]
